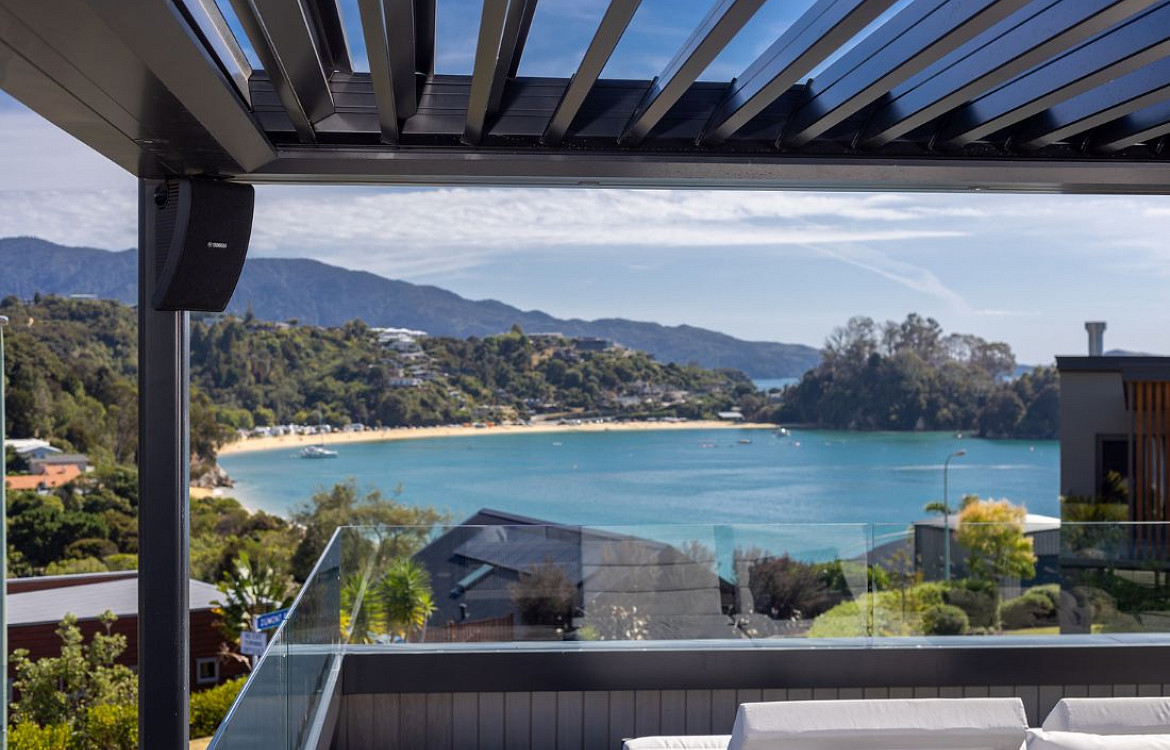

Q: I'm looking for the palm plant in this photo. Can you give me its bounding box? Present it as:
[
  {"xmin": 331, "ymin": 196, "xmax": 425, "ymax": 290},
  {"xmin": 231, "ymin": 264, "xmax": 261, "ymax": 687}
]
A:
[
  {"xmin": 213, "ymin": 551, "xmax": 294, "ymax": 642},
  {"xmin": 376, "ymin": 558, "xmax": 436, "ymax": 642}
]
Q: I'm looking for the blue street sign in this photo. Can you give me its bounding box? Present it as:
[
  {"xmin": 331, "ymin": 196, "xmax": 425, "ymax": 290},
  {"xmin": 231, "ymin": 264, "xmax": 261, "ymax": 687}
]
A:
[{"xmin": 256, "ymin": 608, "xmax": 289, "ymax": 631}]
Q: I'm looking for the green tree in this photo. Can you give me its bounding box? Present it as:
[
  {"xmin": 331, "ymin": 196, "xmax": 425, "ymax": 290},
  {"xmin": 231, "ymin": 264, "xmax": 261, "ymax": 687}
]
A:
[
  {"xmin": 290, "ymin": 480, "xmax": 448, "ymax": 581},
  {"xmin": 956, "ymin": 498, "xmax": 1037, "ymax": 627},
  {"xmin": 11, "ymin": 612, "xmax": 136, "ymax": 729}
]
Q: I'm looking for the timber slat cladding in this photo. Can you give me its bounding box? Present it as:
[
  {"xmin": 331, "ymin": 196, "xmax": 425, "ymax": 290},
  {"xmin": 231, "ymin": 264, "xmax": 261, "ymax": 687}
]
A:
[
  {"xmin": 1128, "ymin": 380, "xmax": 1170, "ymax": 556},
  {"xmin": 334, "ymin": 685, "xmax": 1166, "ymax": 749}
]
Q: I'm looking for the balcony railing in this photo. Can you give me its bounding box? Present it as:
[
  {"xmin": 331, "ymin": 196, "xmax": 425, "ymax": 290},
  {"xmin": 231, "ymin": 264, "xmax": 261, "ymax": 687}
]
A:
[{"xmin": 208, "ymin": 521, "xmax": 1170, "ymax": 750}]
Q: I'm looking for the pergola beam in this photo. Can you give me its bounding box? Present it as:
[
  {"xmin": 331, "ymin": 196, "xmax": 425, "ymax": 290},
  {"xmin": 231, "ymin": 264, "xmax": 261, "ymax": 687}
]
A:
[
  {"xmin": 619, "ymin": 0, "xmax": 768, "ymax": 146},
  {"xmin": 249, "ymin": 145, "xmax": 1170, "ymax": 193},
  {"xmin": 860, "ymin": 0, "xmax": 1159, "ymax": 148},
  {"xmin": 780, "ymin": 0, "xmax": 1030, "ymax": 148},
  {"xmin": 936, "ymin": 0, "xmax": 1170, "ymax": 148},
  {"xmin": 1013, "ymin": 56, "xmax": 1170, "ymax": 150},
  {"xmin": 700, "ymin": 0, "xmax": 897, "ymax": 146},
  {"xmin": 0, "ymin": 0, "xmax": 274, "ymax": 174},
  {"xmin": 543, "ymin": 0, "xmax": 642, "ymax": 145}
]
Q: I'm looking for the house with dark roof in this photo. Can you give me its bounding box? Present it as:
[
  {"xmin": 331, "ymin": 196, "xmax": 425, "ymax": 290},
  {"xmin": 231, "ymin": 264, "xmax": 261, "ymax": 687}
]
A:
[
  {"xmin": 413, "ymin": 509, "xmax": 738, "ymax": 642},
  {"xmin": 7, "ymin": 571, "xmax": 246, "ymax": 692}
]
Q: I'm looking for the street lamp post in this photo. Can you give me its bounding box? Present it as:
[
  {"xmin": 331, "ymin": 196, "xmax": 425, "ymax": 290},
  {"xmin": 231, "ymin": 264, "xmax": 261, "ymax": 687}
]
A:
[
  {"xmin": 0, "ymin": 313, "xmax": 8, "ymax": 750},
  {"xmin": 943, "ymin": 449, "xmax": 967, "ymax": 582}
]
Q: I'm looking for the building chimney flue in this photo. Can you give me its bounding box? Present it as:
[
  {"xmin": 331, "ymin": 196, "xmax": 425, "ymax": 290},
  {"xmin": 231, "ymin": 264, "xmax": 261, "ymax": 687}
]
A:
[{"xmin": 1085, "ymin": 321, "xmax": 1107, "ymax": 357}]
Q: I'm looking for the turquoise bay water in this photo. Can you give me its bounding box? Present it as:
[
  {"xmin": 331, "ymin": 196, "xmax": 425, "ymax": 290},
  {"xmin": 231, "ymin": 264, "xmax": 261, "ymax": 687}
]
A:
[{"xmin": 219, "ymin": 429, "xmax": 1059, "ymax": 530}]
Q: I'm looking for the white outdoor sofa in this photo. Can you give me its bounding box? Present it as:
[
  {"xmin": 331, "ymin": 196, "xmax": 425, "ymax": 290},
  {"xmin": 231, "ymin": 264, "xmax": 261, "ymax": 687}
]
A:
[{"xmin": 622, "ymin": 697, "xmax": 1170, "ymax": 750}]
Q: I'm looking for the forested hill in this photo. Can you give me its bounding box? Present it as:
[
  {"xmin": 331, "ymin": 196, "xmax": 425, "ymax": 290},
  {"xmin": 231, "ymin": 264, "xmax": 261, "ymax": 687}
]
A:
[
  {"xmin": 0, "ymin": 237, "xmax": 820, "ymax": 378},
  {"xmin": 0, "ymin": 297, "xmax": 762, "ymax": 467},
  {"xmin": 774, "ymin": 314, "xmax": 1059, "ymax": 439}
]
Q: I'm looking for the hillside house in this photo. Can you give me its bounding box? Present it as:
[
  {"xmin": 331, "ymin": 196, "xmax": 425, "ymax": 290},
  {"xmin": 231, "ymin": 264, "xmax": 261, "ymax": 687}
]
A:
[{"xmin": 7, "ymin": 571, "xmax": 246, "ymax": 692}]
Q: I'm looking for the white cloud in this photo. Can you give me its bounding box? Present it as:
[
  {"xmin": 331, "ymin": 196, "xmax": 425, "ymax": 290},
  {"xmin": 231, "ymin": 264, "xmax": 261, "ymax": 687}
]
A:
[{"xmin": 248, "ymin": 187, "xmax": 966, "ymax": 274}]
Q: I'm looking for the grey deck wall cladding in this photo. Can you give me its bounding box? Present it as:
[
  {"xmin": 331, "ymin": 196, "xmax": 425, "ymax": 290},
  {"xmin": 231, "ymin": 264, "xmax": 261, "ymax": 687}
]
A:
[{"xmin": 334, "ymin": 685, "xmax": 1170, "ymax": 750}]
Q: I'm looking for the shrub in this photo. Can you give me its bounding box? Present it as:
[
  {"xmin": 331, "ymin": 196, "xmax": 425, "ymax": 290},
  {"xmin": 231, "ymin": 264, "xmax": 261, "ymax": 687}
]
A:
[
  {"xmin": 8, "ymin": 722, "xmax": 72, "ymax": 750},
  {"xmin": 905, "ymin": 582, "xmax": 947, "ymax": 611},
  {"xmin": 65, "ymin": 538, "xmax": 118, "ymax": 560},
  {"xmin": 1029, "ymin": 584, "xmax": 1061, "ymax": 609},
  {"xmin": 104, "ymin": 553, "xmax": 138, "ymax": 571},
  {"xmin": 44, "ymin": 557, "xmax": 107, "ymax": 576},
  {"xmin": 190, "ymin": 676, "xmax": 246, "ymax": 738},
  {"xmin": 921, "ymin": 604, "xmax": 969, "ymax": 636},
  {"xmin": 1001, "ymin": 589, "xmax": 1058, "ymax": 631},
  {"xmin": 83, "ymin": 703, "xmax": 137, "ymax": 750},
  {"xmin": 944, "ymin": 587, "xmax": 996, "ymax": 629}
]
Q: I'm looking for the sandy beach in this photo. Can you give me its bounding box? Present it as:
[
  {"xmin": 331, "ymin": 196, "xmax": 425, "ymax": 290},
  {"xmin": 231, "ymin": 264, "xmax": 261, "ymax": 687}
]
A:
[{"xmin": 217, "ymin": 420, "xmax": 776, "ymax": 456}]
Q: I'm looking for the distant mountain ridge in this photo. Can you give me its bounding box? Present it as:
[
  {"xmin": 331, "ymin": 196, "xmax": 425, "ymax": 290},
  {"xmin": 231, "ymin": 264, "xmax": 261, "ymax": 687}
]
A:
[{"xmin": 0, "ymin": 237, "xmax": 821, "ymax": 377}]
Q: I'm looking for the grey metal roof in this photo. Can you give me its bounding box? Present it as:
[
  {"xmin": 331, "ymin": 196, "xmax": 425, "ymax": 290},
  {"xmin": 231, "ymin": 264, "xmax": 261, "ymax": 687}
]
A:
[
  {"xmin": 9, "ymin": 577, "xmax": 222, "ymax": 627},
  {"xmin": 4, "ymin": 0, "xmax": 1170, "ymax": 191},
  {"xmin": 1057, "ymin": 355, "xmax": 1170, "ymax": 374}
]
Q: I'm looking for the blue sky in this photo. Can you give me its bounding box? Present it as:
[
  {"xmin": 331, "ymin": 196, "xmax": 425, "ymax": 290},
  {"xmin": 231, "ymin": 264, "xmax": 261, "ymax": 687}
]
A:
[{"xmin": 2, "ymin": 0, "xmax": 1170, "ymax": 364}]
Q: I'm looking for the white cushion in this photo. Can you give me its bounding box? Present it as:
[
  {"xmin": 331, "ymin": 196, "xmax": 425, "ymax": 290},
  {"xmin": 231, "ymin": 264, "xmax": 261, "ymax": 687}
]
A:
[
  {"xmin": 1027, "ymin": 729, "xmax": 1170, "ymax": 749},
  {"xmin": 727, "ymin": 698, "xmax": 1028, "ymax": 750},
  {"xmin": 623, "ymin": 736, "xmax": 731, "ymax": 750},
  {"xmin": 1042, "ymin": 698, "xmax": 1170, "ymax": 735}
]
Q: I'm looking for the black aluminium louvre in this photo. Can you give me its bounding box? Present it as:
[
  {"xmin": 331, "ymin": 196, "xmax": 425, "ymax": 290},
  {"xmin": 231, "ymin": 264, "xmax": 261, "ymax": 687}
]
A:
[
  {"xmin": 859, "ymin": 0, "xmax": 1163, "ymax": 148},
  {"xmin": 935, "ymin": 0, "xmax": 1170, "ymax": 148},
  {"xmin": 780, "ymin": 0, "xmax": 1034, "ymax": 147},
  {"xmin": 699, "ymin": 0, "xmax": 899, "ymax": 146},
  {"xmin": 227, "ymin": 0, "xmax": 336, "ymax": 142},
  {"xmin": 618, "ymin": 0, "xmax": 769, "ymax": 146},
  {"xmin": 1011, "ymin": 54, "xmax": 1170, "ymax": 150},
  {"xmin": 542, "ymin": 0, "xmax": 642, "ymax": 145}
]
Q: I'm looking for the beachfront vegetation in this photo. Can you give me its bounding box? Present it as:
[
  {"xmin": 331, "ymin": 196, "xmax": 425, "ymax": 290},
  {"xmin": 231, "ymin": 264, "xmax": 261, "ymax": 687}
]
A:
[
  {"xmin": 193, "ymin": 316, "xmax": 757, "ymax": 427},
  {"xmin": 775, "ymin": 313, "xmax": 1059, "ymax": 438},
  {"xmin": 0, "ymin": 295, "xmax": 762, "ymax": 466}
]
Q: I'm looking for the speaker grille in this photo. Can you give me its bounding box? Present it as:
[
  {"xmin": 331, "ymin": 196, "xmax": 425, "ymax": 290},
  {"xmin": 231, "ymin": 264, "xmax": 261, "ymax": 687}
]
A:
[{"xmin": 153, "ymin": 179, "xmax": 181, "ymax": 283}]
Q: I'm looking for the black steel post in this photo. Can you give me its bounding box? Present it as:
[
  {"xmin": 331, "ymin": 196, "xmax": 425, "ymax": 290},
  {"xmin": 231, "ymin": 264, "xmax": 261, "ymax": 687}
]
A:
[{"xmin": 137, "ymin": 178, "xmax": 191, "ymax": 750}]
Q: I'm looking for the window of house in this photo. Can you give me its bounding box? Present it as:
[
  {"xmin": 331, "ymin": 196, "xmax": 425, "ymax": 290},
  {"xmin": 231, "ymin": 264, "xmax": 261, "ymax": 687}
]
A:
[
  {"xmin": 196, "ymin": 657, "xmax": 219, "ymax": 685},
  {"xmin": 1099, "ymin": 436, "xmax": 1130, "ymax": 497}
]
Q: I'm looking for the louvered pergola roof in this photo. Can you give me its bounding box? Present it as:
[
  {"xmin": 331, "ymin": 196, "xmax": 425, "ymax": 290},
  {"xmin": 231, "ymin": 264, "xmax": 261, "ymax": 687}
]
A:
[{"xmin": 4, "ymin": 0, "xmax": 1170, "ymax": 191}]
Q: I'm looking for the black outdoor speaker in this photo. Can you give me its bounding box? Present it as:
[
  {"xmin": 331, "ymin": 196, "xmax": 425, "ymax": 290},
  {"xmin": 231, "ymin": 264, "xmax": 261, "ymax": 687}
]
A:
[{"xmin": 151, "ymin": 177, "xmax": 255, "ymax": 312}]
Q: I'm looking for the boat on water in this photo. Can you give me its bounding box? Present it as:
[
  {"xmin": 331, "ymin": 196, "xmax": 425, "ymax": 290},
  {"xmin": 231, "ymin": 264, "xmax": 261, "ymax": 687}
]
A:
[
  {"xmin": 300, "ymin": 444, "xmax": 338, "ymax": 459},
  {"xmin": 300, "ymin": 410, "xmax": 338, "ymax": 458},
  {"xmin": 737, "ymin": 439, "xmax": 752, "ymax": 445},
  {"xmin": 774, "ymin": 427, "xmax": 790, "ymax": 437}
]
